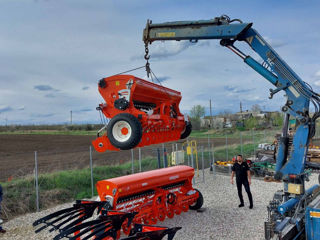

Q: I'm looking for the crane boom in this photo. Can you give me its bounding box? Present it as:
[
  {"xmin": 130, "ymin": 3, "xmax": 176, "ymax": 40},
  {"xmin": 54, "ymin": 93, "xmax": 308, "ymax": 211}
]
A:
[
  {"xmin": 143, "ymin": 15, "xmax": 318, "ymax": 179},
  {"xmin": 143, "ymin": 15, "xmax": 320, "ymax": 239}
]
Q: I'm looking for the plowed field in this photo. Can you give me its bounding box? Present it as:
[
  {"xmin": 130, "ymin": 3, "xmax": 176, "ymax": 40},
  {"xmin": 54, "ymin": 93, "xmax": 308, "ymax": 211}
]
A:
[{"xmin": 0, "ymin": 134, "xmax": 243, "ymax": 182}]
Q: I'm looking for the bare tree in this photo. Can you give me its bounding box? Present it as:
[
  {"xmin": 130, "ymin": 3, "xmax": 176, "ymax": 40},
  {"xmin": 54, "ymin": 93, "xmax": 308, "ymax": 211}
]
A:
[
  {"xmin": 251, "ymin": 104, "xmax": 262, "ymax": 113},
  {"xmin": 219, "ymin": 110, "xmax": 232, "ymax": 118}
]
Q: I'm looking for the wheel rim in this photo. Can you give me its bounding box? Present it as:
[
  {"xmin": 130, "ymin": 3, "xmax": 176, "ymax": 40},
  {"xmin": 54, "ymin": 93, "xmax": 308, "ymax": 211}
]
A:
[{"xmin": 112, "ymin": 121, "xmax": 132, "ymax": 142}]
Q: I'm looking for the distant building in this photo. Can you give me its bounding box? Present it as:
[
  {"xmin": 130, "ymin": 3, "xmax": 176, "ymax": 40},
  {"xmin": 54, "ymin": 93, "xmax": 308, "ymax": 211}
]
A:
[
  {"xmin": 201, "ymin": 116, "xmax": 227, "ymax": 129},
  {"xmin": 200, "ymin": 118, "xmax": 211, "ymax": 128},
  {"xmin": 201, "ymin": 110, "xmax": 281, "ymax": 129}
]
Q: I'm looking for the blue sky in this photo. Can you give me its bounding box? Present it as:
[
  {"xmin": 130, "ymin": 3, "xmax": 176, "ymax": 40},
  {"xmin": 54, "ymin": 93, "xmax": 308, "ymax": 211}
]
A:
[{"xmin": 1, "ymin": 0, "xmax": 320, "ymax": 125}]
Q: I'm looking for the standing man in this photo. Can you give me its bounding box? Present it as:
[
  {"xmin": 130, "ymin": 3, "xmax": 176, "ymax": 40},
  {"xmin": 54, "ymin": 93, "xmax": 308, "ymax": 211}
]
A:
[
  {"xmin": 0, "ymin": 184, "xmax": 5, "ymax": 233},
  {"xmin": 230, "ymin": 155, "xmax": 253, "ymax": 209}
]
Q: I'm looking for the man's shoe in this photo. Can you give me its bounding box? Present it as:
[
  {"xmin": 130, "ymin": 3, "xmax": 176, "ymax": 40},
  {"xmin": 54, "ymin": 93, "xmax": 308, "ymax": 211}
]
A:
[
  {"xmin": 249, "ymin": 205, "xmax": 253, "ymax": 209},
  {"xmin": 0, "ymin": 219, "xmax": 3, "ymax": 224},
  {"xmin": 0, "ymin": 229, "xmax": 6, "ymax": 233},
  {"xmin": 238, "ymin": 203, "xmax": 244, "ymax": 208}
]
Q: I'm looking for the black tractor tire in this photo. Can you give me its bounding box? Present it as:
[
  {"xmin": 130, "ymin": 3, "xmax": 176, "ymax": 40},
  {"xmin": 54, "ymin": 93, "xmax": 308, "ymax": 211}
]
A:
[
  {"xmin": 107, "ymin": 113, "xmax": 142, "ymax": 150},
  {"xmin": 189, "ymin": 189, "xmax": 203, "ymax": 210},
  {"xmin": 180, "ymin": 122, "xmax": 192, "ymax": 139}
]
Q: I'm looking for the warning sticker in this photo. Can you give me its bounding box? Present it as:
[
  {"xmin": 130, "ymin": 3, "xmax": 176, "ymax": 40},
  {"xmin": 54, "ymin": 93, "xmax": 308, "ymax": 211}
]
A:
[{"xmin": 310, "ymin": 211, "xmax": 320, "ymax": 218}]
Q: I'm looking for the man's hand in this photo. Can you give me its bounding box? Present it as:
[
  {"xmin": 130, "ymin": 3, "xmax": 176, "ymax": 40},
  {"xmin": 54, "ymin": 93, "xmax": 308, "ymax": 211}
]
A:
[
  {"xmin": 231, "ymin": 171, "xmax": 235, "ymax": 185},
  {"xmin": 248, "ymin": 178, "xmax": 251, "ymax": 185}
]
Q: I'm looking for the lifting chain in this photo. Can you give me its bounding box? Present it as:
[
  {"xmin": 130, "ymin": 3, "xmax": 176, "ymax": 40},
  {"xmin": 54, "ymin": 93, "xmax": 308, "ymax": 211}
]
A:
[{"xmin": 144, "ymin": 42, "xmax": 151, "ymax": 78}]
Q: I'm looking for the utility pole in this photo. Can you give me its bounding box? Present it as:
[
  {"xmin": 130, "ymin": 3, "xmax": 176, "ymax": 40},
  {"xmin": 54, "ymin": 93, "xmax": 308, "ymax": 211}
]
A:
[
  {"xmin": 209, "ymin": 99, "xmax": 213, "ymax": 128},
  {"xmin": 240, "ymin": 102, "xmax": 244, "ymax": 127},
  {"xmin": 70, "ymin": 111, "xmax": 73, "ymax": 125}
]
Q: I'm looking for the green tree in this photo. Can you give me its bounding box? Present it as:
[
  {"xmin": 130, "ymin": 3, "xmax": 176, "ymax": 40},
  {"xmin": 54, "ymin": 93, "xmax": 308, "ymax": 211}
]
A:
[
  {"xmin": 189, "ymin": 105, "xmax": 205, "ymax": 130},
  {"xmin": 273, "ymin": 114, "xmax": 283, "ymax": 126},
  {"xmin": 244, "ymin": 117, "xmax": 258, "ymax": 129},
  {"xmin": 190, "ymin": 105, "xmax": 205, "ymax": 119},
  {"xmin": 190, "ymin": 118, "xmax": 201, "ymax": 130}
]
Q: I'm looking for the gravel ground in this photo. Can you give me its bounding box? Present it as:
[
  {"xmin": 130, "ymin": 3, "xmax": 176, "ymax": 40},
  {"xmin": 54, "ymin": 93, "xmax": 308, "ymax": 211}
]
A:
[{"xmin": 1, "ymin": 170, "xmax": 319, "ymax": 240}]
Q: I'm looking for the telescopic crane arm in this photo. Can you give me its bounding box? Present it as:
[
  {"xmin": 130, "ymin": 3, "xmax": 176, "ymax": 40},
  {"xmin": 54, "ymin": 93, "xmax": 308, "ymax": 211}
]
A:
[{"xmin": 143, "ymin": 15, "xmax": 320, "ymax": 180}]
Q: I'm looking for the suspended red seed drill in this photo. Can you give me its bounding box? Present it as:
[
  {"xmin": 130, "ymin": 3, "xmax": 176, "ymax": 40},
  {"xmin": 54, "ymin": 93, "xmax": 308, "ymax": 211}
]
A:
[{"xmin": 92, "ymin": 75, "xmax": 192, "ymax": 152}]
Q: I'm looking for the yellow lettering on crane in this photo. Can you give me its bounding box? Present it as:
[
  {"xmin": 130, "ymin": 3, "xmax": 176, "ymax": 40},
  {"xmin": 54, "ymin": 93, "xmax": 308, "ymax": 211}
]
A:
[{"xmin": 157, "ymin": 32, "xmax": 176, "ymax": 37}]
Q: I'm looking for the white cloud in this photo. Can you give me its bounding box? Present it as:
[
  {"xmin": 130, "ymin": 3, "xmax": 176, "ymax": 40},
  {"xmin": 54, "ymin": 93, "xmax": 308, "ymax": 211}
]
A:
[
  {"xmin": 314, "ymin": 81, "xmax": 320, "ymax": 87},
  {"xmin": 132, "ymin": 40, "xmax": 210, "ymax": 61},
  {"xmin": 152, "ymin": 41, "xmax": 192, "ymax": 59},
  {"xmin": 0, "ymin": 105, "xmax": 13, "ymax": 113}
]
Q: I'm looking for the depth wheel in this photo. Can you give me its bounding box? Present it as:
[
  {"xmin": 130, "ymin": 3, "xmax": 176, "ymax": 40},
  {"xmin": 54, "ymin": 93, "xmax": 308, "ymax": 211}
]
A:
[
  {"xmin": 189, "ymin": 189, "xmax": 203, "ymax": 210},
  {"xmin": 174, "ymin": 207, "xmax": 182, "ymax": 215},
  {"xmin": 167, "ymin": 210, "xmax": 174, "ymax": 219},
  {"xmin": 107, "ymin": 113, "xmax": 142, "ymax": 150},
  {"xmin": 150, "ymin": 216, "xmax": 157, "ymax": 225},
  {"xmin": 181, "ymin": 204, "xmax": 189, "ymax": 212},
  {"xmin": 180, "ymin": 121, "xmax": 192, "ymax": 139}
]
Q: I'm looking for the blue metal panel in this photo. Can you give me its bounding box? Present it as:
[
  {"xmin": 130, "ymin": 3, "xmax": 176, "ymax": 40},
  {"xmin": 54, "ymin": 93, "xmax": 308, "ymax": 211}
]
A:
[
  {"xmin": 306, "ymin": 211, "xmax": 320, "ymax": 240},
  {"xmin": 280, "ymin": 125, "xmax": 309, "ymax": 175},
  {"xmin": 305, "ymin": 195, "xmax": 320, "ymax": 240},
  {"xmin": 275, "ymin": 137, "xmax": 288, "ymax": 175}
]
